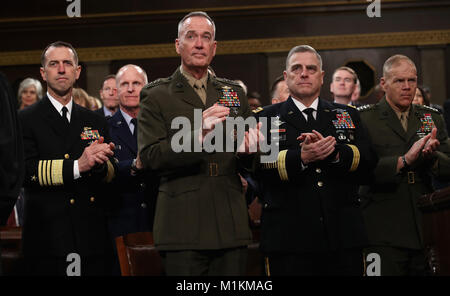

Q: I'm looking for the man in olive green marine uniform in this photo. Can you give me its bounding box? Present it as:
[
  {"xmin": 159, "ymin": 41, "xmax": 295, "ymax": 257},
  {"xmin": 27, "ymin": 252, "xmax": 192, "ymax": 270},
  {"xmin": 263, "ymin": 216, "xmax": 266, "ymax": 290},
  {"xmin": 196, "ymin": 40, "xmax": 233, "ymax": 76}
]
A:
[
  {"xmin": 138, "ymin": 11, "xmax": 256, "ymax": 275},
  {"xmin": 358, "ymin": 54, "xmax": 450, "ymax": 275}
]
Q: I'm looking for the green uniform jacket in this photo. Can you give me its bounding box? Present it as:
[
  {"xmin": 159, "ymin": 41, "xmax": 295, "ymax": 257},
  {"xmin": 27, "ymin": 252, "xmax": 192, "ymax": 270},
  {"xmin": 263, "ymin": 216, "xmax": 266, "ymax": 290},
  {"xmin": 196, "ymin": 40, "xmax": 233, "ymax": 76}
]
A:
[
  {"xmin": 359, "ymin": 98, "xmax": 450, "ymax": 249},
  {"xmin": 138, "ymin": 68, "xmax": 253, "ymax": 251}
]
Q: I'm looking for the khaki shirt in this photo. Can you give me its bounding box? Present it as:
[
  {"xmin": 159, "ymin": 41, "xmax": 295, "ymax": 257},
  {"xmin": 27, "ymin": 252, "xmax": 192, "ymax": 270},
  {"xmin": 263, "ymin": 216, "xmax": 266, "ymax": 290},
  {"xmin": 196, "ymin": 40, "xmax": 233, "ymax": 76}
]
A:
[{"xmin": 180, "ymin": 66, "xmax": 208, "ymax": 105}]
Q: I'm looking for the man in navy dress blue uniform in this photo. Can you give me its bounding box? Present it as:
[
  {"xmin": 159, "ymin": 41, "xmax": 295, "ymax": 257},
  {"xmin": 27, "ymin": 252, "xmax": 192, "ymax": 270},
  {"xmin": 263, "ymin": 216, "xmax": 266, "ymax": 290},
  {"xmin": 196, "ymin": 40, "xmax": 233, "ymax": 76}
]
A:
[
  {"xmin": 107, "ymin": 64, "xmax": 158, "ymax": 239},
  {"xmin": 253, "ymin": 45, "xmax": 377, "ymax": 275},
  {"xmin": 19, "ymin": 41, "xmax": 117, "ymax": 275}
]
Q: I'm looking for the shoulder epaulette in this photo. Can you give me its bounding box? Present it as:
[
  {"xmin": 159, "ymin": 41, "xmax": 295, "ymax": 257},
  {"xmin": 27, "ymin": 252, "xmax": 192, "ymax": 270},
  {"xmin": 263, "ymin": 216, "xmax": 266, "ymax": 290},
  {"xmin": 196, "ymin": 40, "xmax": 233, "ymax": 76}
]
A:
[
  {"xmin": 416, "ymin": 104, "xmax": 440, "ymax": 113},
  {"xmin": 143, "ymin": 77, "xmax": 170, "ymax": 89},
  {"xmin": 357, "ymin": 104, "xmax": 375, "ymax": 112},
  {"xmin": 252, "ymin": 107, "xmax": 264, "ymax": 114}
]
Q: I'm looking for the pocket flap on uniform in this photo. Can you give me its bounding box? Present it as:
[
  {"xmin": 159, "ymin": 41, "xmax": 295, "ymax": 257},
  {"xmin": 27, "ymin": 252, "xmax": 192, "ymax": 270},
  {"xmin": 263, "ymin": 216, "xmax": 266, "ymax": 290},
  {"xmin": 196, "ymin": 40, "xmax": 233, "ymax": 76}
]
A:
[{"xmin": 158, "ymin": 177, "xmax": 200, "ymax": 196}]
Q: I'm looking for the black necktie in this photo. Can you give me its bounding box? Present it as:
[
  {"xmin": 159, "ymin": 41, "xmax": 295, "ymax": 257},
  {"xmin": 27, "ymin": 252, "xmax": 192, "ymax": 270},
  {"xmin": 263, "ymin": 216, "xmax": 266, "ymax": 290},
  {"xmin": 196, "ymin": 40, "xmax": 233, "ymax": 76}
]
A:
[
  {"xmin": 131, "ymin": 118, "xmax": 137, "ymax": 137},
  {"xmin": 303, "ymin": 108, "xmax": 316, "ymax": 130},
  {"xmin": 61, "ymin": 106, "xmax": 69, "ymax": 126}
]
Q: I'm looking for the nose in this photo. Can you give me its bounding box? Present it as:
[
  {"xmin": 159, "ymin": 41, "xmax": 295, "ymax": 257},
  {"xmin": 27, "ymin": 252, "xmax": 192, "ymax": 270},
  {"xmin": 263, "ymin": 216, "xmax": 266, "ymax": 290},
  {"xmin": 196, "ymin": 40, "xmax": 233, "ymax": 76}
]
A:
[
  {"xmin": 57, "ymin": 62, "xmax": 65, "ymax": 73},
  {"xmin": 402, "ymin": 81, "xmax": 412, "ymax": 89},
  {"xmin": 194, "ymin": 37, "xmax": 203, "ymax": 48},
  {"xmin": 127, "ymin": 84, "xmax": 134, "ymax": 92}
]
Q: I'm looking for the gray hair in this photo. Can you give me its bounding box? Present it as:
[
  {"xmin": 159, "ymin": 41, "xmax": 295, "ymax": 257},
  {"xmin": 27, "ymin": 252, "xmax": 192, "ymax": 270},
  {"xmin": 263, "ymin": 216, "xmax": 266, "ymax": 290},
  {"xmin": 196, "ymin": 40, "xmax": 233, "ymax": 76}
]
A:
[
  {"xmin": 177, "ymin": 11, "xmax": 216, "ymax": 39},
  {"xmin": 286, "ymin": 45, "xmax": 323, "ymax": 70},
  {"xmin": 17, "ymin": 78, "xmax": 44, "ymax": 104},
  {"xmin": 383, "ymin": 54, "xmax": 417, "ymax": 78},
  {"xmin": 116, "ymin": 64, "xmax": 148, "ymax": 85}
]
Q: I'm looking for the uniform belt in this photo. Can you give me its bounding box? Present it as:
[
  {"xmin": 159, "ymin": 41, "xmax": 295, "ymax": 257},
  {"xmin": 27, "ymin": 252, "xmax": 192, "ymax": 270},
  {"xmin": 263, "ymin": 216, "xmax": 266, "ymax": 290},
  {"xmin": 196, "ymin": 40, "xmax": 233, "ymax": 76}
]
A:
[
  {"xmin": 407, "ymin": 171, "xmax": 415, "ymax": 184},
  {"xmin": 201, "ymin": 161, "xmax": 237, "ymax": 177}
]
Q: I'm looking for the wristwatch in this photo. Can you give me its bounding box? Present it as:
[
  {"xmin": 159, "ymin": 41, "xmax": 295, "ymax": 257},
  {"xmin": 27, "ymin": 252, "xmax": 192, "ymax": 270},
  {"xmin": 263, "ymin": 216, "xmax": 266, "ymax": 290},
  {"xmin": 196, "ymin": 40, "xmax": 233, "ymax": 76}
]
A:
[{"xmin": 401, "ymin": 155, "xmax": 410, "ymax": 171}]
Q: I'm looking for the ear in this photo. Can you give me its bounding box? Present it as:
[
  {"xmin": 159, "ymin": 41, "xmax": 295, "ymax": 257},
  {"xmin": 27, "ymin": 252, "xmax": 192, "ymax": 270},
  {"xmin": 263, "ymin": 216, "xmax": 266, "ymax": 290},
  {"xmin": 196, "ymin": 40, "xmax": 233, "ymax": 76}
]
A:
[
  {"xmin": 330, "ymin": 81, "xmax": 334, "ymax": 93},
  {"xmin": 283, "ymin": 70, "xmax": 287, "ymax": 81},
  {"xmin": 40, "ymin": 67, "xmax": 47, "ymax": 82},
  {"xmin": 75, "ymin": 65, "xmax": 81, "ymax": 80},
  {"xmin": 211, "ymin": 40, "xmax": 217, "ymax": 57},
  {"xmin": 380, "ymin": 77, "xmax": 386, "ymax": 92},
  {"xmin": 320, "ymin": 70, "xmax": 325, "ymax": 85},
  {"xmin": 175, "ymin": 39, "xmax": 181, "ymax": 55}
]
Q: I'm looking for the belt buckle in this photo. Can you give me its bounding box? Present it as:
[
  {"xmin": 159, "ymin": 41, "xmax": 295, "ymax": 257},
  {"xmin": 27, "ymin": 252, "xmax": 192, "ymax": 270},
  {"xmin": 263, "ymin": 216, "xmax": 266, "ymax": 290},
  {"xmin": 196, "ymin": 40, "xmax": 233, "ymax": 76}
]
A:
[
  {"xmin": 407, "ymin": 171, "xmax": 415, "ymax": 184},
  {"xmin": 209, "ymin": 162, "xmax": 218, "ymax": 177}
]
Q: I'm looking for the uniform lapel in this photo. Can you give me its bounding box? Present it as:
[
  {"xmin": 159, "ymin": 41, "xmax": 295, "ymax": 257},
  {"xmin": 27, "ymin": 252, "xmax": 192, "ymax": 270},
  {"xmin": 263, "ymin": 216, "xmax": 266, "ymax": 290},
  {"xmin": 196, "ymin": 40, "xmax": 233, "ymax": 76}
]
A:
[
  {"xmin": 379, "ymin": 98, "xmax": 407, "ymax": 141},
  {"xmin": 406, "ymin": 105, "xmax": 423, "ymax": 144},
  {"xmin": 41, "ymin": 96, "xmax": 69, "ymax": 138},
  {"xmin": 205, "ymin": 77, "xmax": 222, "ymax": 108},
  {"xmin": 280, "ymin": 97, "xmax": 308, "ymax": 133},
  {"xmin": 112, "ymin": 111, "xmax": 137, "ymax": 155},
  {"xmin": 65, "ymin": 103, "xmax": 85, "ymax": 150},
  {"xmin": 171, "ymin": 68, "xmax": 205, "ymax": 110},
  {"xmin": 316, "ymin": 99, "xmax": 339, "ymax": 137}
]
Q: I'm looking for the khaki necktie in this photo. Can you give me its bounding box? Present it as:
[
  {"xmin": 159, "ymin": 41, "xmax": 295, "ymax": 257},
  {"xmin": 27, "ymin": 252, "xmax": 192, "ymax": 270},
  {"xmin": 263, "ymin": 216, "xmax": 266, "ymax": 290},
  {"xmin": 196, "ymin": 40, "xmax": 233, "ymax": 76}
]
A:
[
  {"xmin": 400, "ymin": 113, "xmax": 408, "ymax": 131},
  {"xmin": 194, "ymin": 81, "xmax": 206, "ymax": 105}
]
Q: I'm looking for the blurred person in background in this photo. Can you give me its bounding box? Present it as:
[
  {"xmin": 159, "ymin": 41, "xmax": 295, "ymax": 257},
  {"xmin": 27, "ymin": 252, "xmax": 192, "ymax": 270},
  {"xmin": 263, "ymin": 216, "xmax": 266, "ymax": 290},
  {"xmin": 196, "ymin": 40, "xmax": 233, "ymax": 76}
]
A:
[
  {"xmin": 96, "ymin": 74, "xmax": 119, "ymax": 118},
  {"xmin": 72, "ymin": 87, "xmax": 93, "ymax": 109},
  {"xmin": 412, "ymin": 85, "xmax": 430, "ymax": 106},
  {"xmin": 17, "ymin": 78, "xmax": 44, "ymax": 110}
]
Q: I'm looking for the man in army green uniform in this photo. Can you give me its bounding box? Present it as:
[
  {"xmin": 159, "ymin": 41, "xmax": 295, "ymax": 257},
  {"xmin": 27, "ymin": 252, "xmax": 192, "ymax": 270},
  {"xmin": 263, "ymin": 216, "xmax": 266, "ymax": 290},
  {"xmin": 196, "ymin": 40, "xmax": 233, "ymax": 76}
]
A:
[
  {"xmin": 359, "ymin": 54, "xmax": 450, "ymax": 275},
  {"xmin": 138, "ymin": 11, "xmax": 255, "ymax": 275}
]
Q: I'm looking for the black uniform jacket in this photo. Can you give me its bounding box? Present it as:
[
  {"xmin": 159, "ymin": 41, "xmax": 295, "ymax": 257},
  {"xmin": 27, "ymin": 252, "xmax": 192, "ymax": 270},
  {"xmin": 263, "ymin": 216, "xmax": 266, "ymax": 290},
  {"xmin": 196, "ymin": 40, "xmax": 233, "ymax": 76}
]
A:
[
  {"xmin": 19, "ymin": 96, "xmax": 116, "ymax": 257},
  {"xmin": 253, "ymin": 97, "xmax": 378, "ymax": 254}
]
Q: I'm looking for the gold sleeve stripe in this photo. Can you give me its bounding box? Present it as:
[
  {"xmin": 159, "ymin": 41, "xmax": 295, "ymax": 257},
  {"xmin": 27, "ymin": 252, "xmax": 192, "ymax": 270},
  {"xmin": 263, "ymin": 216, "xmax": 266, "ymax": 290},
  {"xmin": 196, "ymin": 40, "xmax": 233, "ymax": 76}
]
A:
[
  {"xmin": 42, "ymin": 160, "xmax": 48, "ymax": 186},
  {"xmin": 265, "ymin": 257, "xmax": 271, "ymax": 277},
  {"xmin": 47, "ymin": 160, "xmax": 52, "ymax": 186},
  {"xmin": 51, "ymin": 159, "xmax": 64, "ymax": 186},
  {"xmin": 38, "ymin": 160, "xmax": 44, "ymax": 186},
  {"xmin": 38, "ymin": 160, "xmax": 64, "ymax": 186},
  {"xmin": 261, "ymin": 162, "xmax": 277, "ymax": 169},
  {"xmin": 347, "ymin": 144, "xmax": 360, "ymax": 172},
  {"xmin": 277, "ymin": 150, "xmax": 288, "ymax": 181},
  {"xmin": 102, "ymin": 160, "xmax": 115, "ymax": 183}
]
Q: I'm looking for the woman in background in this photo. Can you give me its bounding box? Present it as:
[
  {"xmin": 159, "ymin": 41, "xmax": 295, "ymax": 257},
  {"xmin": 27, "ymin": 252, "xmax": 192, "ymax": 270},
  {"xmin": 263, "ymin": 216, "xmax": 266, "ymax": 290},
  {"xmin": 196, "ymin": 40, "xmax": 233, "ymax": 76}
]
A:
[
  {"xmin": 72, "ymin": 87, "xmax": 93, "ymax": 109},
  {"xmin": 412, "ymin": 85, "xmax": 430, "ymax": 106},
  {"xmin": 17, "ymin": 78, "xmax": 43, "ymax": 110}
]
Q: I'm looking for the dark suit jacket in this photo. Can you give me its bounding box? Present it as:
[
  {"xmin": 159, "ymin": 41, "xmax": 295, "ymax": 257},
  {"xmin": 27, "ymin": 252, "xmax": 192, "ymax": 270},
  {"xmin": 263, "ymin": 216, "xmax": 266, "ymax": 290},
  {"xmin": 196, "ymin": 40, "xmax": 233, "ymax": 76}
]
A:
[
  {"xmin": 254, "ymin": 97, "xmax": 377, "ymax": 254},
  {"xmin": 0, "ymin": 72, "xmax": 23, "ymax": 225},
  {"xmin": 107, "ymin": 110, "xmax": 158, "ymax": 238},
  {"xmin": 19, "ymin": 96, "xmax": 116, "ymax": 257},
  {"xmin": 138, "ymin": 68, "xmax": 253, "ymax": 251},
  {"xmin": 359, "ymin": 98, "xmax": 450, "ymax": 249},
  {"xmin": 95, "ymin": 107, "xmax": 105, "ymax": 117}
]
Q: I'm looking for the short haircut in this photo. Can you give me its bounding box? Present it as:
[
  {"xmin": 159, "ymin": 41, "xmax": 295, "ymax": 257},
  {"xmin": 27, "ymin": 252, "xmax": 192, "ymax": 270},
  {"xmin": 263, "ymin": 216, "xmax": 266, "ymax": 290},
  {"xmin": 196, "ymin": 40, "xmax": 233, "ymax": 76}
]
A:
[
  {"xmin": 41, "ymin": 41, "xmax": 78, "ymax": 67},
  {"xmin": 270, "ymin": 75, "xmax": 285, "ymax": 98},
  {"xmin": 383, "ymin": 54, "xmax": 417, "ymax": 78},
  {"xmin": 116, "ymin": 64, "xmax": 148, "ymax": 85},
  {"xmin": 100, "ymin": 74, "xmax": 116, "ymax": 89},
  {"xmin": 177, "ymin": 11, "xmax": 216, "ymax": 39},
  {"xmin": 285, "ymin": 45, "xmax": 323, "ymax": 70},
  {"xmin": 332, "ymin": 66, "xmax": 358, "ymax": 83},
  {"xmin": 17, "ymin": 77, "xmax": 44, "ymax": 105}
]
